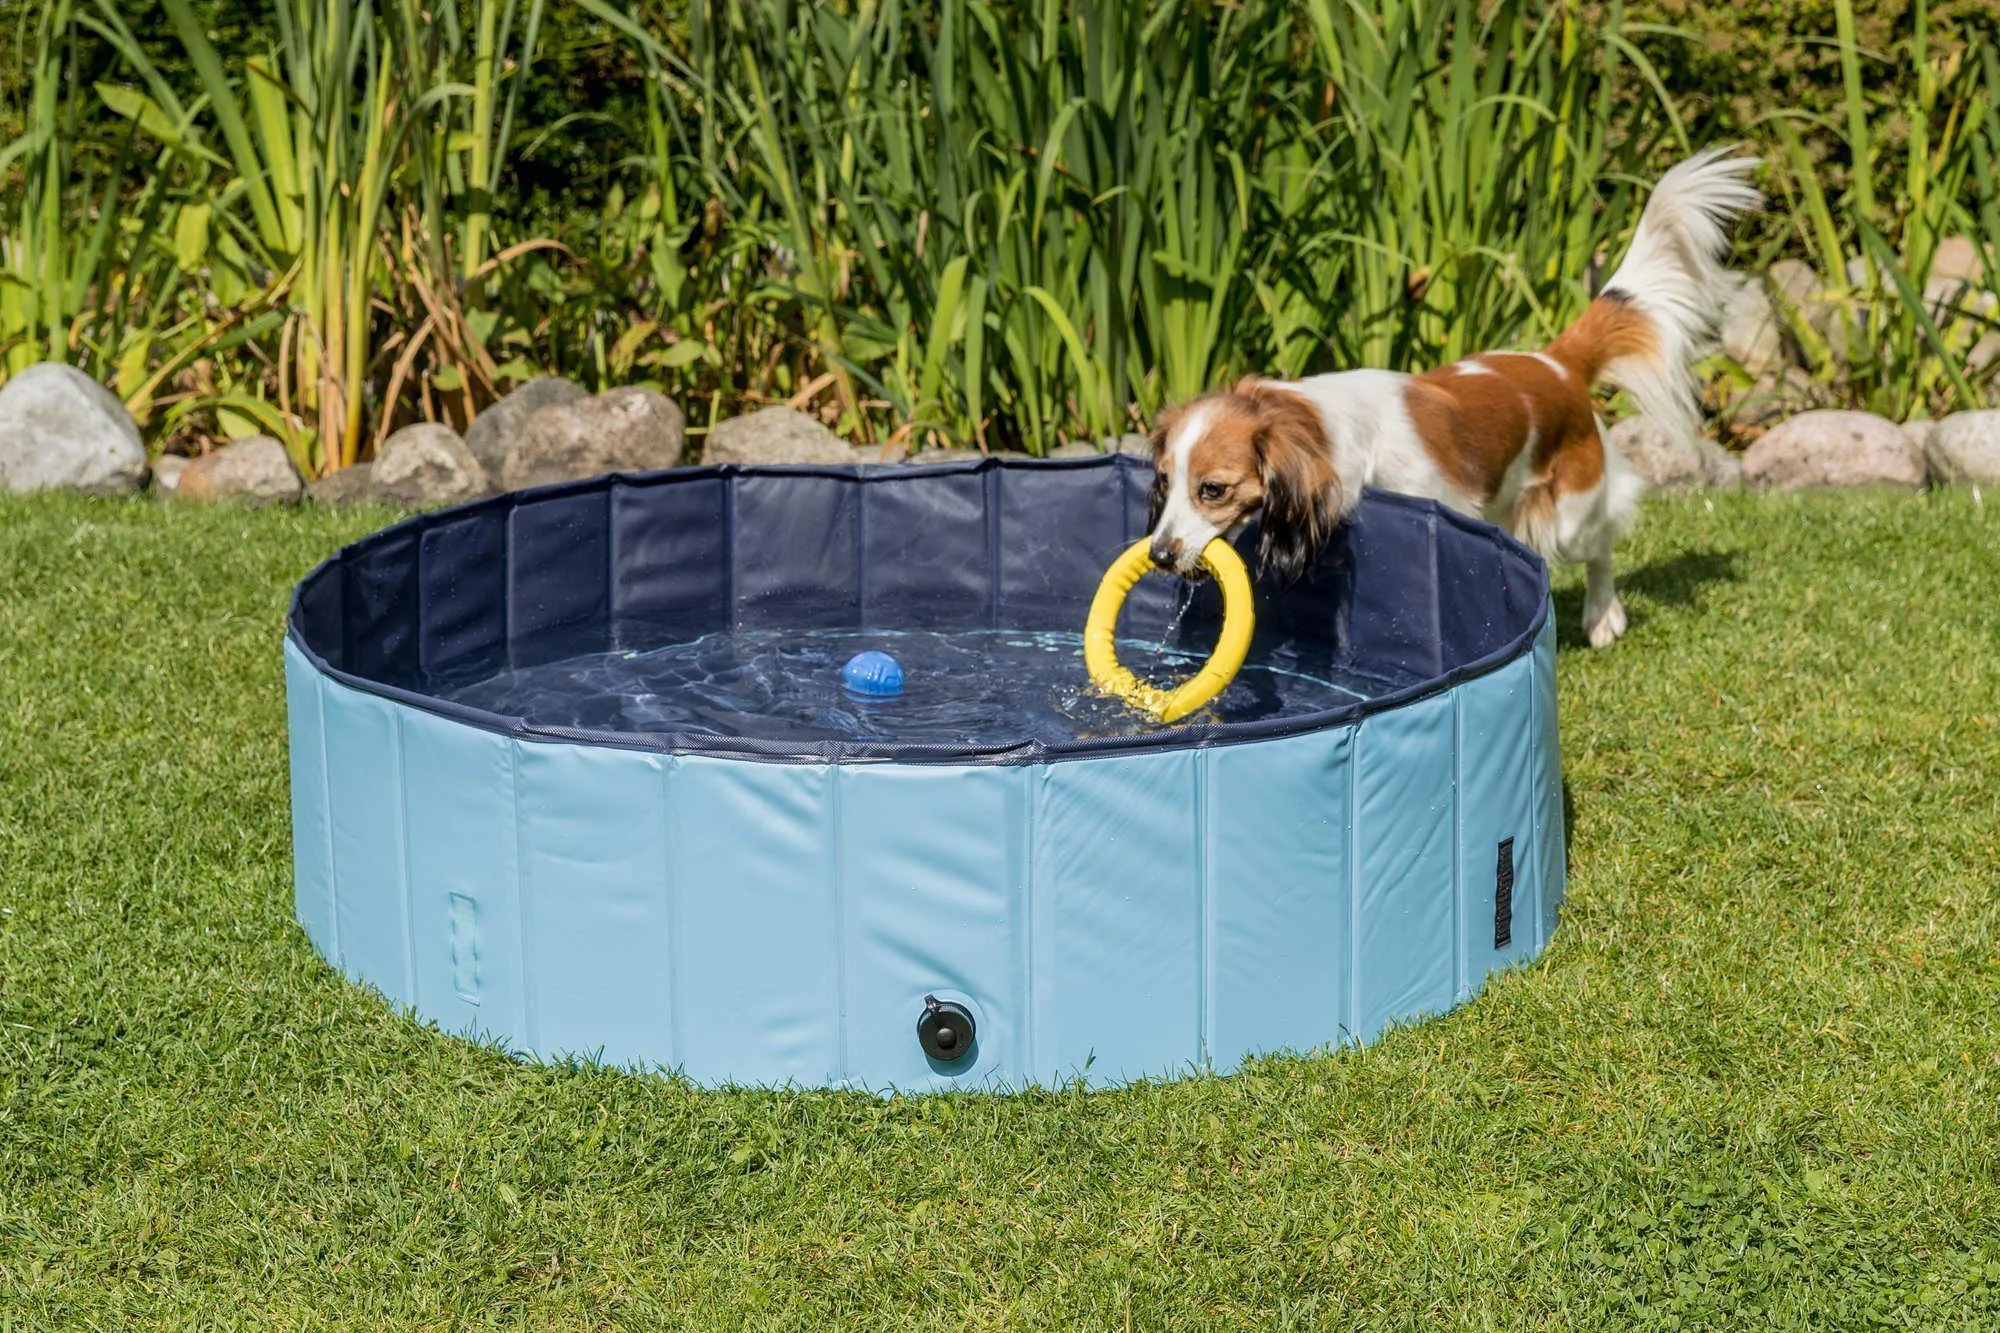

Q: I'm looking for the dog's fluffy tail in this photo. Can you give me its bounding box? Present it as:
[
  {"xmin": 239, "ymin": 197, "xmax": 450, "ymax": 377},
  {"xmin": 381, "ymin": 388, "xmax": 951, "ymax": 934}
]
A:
[{"xmin": 1545, "ymin": 147, "xmax": 1761, "ymax": 442}]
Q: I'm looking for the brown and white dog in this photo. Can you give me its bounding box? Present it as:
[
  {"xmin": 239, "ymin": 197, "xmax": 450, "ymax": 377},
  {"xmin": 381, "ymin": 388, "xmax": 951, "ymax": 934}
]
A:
[{"xmin": 1146, "ymin": 148, "xmax": 1759, "ymax": 647}]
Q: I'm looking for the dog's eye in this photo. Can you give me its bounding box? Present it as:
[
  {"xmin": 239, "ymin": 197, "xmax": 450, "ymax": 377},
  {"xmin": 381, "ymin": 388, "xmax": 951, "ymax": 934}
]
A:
[{"xmin": 1196, "ymin": 481, "xmax": 1228, "ymax": 504}]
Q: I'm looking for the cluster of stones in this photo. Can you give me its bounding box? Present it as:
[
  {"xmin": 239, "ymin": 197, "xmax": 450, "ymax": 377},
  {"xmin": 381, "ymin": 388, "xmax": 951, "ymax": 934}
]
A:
[
  {"xmin": 7, "ymin": 236, "xmax": 1999, "ymax": 509},
  {"xmin": 0, "ymin": 365, "xmax": 1150, "ymax": 509},
  {"xmin": 1620, "ymin": 234, "xmax": 2000, "ymax": 494}
]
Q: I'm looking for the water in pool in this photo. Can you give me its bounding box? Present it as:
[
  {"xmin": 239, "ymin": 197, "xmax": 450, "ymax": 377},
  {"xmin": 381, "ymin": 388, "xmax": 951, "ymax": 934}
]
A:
[{"xmin": 436, "ymin": 626, "xmax": 1387, "ymax": 745}]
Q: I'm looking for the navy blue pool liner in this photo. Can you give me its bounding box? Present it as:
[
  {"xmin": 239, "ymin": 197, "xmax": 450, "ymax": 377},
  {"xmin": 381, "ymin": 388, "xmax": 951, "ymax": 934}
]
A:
[{"xmin": 285, "ymin": 455, "xmax": 1565, "ymax": 1091}]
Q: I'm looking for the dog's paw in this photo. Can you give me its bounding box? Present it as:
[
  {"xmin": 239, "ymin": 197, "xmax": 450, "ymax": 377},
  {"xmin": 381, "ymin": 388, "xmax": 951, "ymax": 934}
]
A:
[{"xmin": 1585, "ymin": 598, "xmax": 1628, "ymax": 649}]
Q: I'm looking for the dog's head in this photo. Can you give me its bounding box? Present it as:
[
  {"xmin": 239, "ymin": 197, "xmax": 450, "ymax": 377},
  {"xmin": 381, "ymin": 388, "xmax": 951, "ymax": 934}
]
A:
[{"xmin": 1148, "ymin": 379, "xmax": 1340, "ymax": 581}]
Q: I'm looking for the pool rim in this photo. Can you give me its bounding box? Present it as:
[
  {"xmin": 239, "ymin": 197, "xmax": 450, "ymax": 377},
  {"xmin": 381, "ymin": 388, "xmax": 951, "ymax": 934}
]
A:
[{"xmin": 285, "ymin": 455, "xmax": 1550, "ymax": 767}]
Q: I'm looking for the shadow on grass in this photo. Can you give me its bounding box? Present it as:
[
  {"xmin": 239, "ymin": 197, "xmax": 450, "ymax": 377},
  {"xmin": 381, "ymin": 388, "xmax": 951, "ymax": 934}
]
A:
[
  {"xmin": 1562, "ymin": 779, "xmax": 1574, "ymax": 862},
  {"xmin": 1621, "ymin": 549, "xmax": 1742, "ymax": 606},
  {"xmin": 1552, "ymin": 549, "xmax": 1741, "ymax": 650}
]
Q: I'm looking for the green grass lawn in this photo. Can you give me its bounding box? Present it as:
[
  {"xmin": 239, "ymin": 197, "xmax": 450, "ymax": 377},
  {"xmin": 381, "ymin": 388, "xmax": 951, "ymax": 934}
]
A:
[{"xmin": 2, "ymin": 488, "xmax": 1998, "ymax": 1327}]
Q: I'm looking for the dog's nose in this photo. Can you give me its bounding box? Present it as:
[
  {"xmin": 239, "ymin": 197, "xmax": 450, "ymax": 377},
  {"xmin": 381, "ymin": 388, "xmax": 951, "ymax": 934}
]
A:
[{"xmin": 1149, "ymin": 535, "xmax": 1182, "ymax": 568}]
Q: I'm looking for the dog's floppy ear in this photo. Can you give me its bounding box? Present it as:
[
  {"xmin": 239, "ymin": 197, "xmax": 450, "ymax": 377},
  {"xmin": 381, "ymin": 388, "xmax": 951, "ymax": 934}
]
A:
[
  {"xmin": 1248, "ymin": 386, "xmax": 1339, "ymax": 582},
  {"xmin": 1146, "ymin": 405, "xmax": 1180, "ymax": 530}
]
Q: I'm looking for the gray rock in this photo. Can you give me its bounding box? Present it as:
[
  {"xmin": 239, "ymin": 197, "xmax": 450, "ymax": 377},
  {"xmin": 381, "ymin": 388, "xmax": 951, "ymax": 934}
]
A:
[
  {"xmin": 1044, "ymin": 440, "xmax": 1104, "ymax": 460},
  {"xmin": 1022, "ymin": 438, "xmax": 1155, "ymax": 462},
  {"xmin": 175, "ymin": 435, "xmax": 303, "ymax": 505},
  {"xmin": 149, "ymin": 454, "xmax": 189, "ymax": 495},
  {"xmin": 1720, "ymin": 274, "xmax": 1784, "ymax": 375},
  {"xmin": 1610, "ymin": 419, "xmax": 1739, "ymax": 492},
  {"xmin": 903, "ymin": 437, "xmax": 1146, "ymax": 466},
  {"xmin": 1728, "ymin": 365, "xmax": 1820, "ymax": 430},
  {"xmin": 0, "ymin": 362, "xmax": 147, "ymax": 495},
  {"xmin": 373, "ymin": 423, "xmax": 489, "ymax": 508},
  {"xmin": 1828, "ymin": 259, "xmax": 1994, "ymax": 358},
  {"xmin": 306, "ymin": 462, "xmax": 376, "ymax": 506},
  {"xmin": 1903, "ymin": 416, "xmax": 1935, "ymax": 457},
  {"xmin": 1973, "ymin": 332, "xmax": 2000, "ymax": 375},
  {"xmin": 1913, "ymin": 264, "xmax": 2000, "ymax": 368},
  {"xmin": 501, "ymin": 386, "xmax": 687, "ymax": 490},
  {"xmin": 1926, "ymin": 410, "xmax": 2000, "ymax": 484},
  {"xmin": 1742, "ymin": 410, "xmax": 1924, "ymax": 491},
  {"xmin": 1607, "ymin": 416, "xmax": 1704, "ymax": 492},
  {"xmin": 1923, "ymin": 276, "xmax": 1990, "ymax": 318},
  {"xmin": 1926, "ymin": 282, "xmax": 1999, "ymax": 381},
  {"xmin": 1808, "ymin": 274, "xmax": 1869, "ymax": 366},
  {"xmin": 1932, "ymin": 235, "xmax": 1983, "ymax": 285},
  {"xmin": 700, "ymin": 405, "xmax": 853, "ymax": 467},
  {"xmin": 1697, "ymin": 439, "xmax": 1743, "ymax": 491},
  {"xmin": 851, "ymin": 440, "xmax": 909, "ymax": 465},
  {"xmin": 464, "ymin": 376, "xmax": 587, "ymax": 478},
  {"xmin": 1764, "ymin": 258, "xmax": 1839, "ymax": 357},
  {"xmin": 905, "ymin": 447, "xmax": 985, "ymax": 466},
  {"xmin": 1766, "ymin": 259, "xmax": 1820, "ymax": 306}
]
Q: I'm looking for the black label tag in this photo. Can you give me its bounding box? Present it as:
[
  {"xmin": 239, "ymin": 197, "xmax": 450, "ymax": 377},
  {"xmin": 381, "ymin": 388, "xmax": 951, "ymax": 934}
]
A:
[{"xmin": 1495, "ymin": 837, "xmax": 1515, "ymax": 949}]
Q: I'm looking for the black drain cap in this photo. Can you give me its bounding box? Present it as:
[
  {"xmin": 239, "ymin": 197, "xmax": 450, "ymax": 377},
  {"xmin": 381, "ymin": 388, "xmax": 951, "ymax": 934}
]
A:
[{"xmin": 917, "ymin": 995, "xmax": 976, "ymax": 1063}]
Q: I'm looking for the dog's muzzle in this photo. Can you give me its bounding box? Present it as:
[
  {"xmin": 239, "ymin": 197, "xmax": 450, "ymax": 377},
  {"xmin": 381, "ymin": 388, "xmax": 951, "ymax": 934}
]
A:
[{"xmin": 1149, "ymin": 534, "xmax": 1210, "ymax": 581}]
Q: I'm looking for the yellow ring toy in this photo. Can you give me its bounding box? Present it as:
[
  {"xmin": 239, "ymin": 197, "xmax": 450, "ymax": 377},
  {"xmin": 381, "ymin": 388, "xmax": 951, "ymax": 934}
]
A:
[{"xmin": 1084, "ymin": 538, "xmax": 1255, "ymax": 723}]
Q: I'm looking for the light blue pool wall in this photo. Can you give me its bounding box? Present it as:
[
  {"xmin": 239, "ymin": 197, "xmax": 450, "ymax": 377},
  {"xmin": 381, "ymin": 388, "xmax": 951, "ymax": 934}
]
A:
[{"xmin": 285, "ymin": 613, "xmax": 1563, "ymax": 1093}]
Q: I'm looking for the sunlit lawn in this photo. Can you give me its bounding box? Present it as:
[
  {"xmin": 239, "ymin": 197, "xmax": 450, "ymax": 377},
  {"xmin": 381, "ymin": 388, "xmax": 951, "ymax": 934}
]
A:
[{"xmin": 2, "ymin": 487, "xmax": 1996, "ymax": 1326}]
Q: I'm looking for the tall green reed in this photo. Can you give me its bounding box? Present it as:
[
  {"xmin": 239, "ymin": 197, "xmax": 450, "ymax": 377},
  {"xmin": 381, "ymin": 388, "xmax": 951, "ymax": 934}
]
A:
[
  {"xmin": 57, "ymin": 0, "xmax": 548, "ymax": 472},
  {"xmin": 0, "ymin": 0, "xmax": 166, "ymax": 383},
  {"xmin": 1758, "ymin": 0, "xmax": 1994, "ymax": 421},
  {"xmin": 385, "ymin": 0, "xmax": 552, "ymax": 438},
  {"xmin": 1302, "ymin": 0, "xmax": 1673, "ymax": 370},
  {"xmin": 604, "ymin": 0, "xmax": 1675, "ymax": 453}
]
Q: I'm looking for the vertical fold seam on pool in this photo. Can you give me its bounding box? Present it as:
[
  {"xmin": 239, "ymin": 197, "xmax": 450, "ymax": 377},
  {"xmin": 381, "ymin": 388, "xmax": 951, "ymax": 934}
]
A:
[
  {"xmin": 508, "ymin": 737, "xmax": 540, "ymax": 1056},
  {"xmin": 1022, "ymin": 762, "xmax": 1043, "ymax": 1083},
  {"xmin": 1345, "ymin": 719, "xmax": 1362, "ymax": 1048},
  {"xmin": 394, "ymin": 707, "xmax": 418, "ymax": 1007},
  {"xmin": 660, "ymin": 753, "xmax": 684, "ymax": 1073},
  {"xmin": 830, "ymin": 762, "xmax": 851, "ymax": 1087},
  {"xmin": 313, "ymin": 671, "xmax": 342, "ymax": 967},
  {"xmin": 1451, "ymin": 683, "xmax": 1467, "ymax": 1004},
  {"xmin": 1194, "ymin": 745, "xmax": 1213, "ymax": 1072}
]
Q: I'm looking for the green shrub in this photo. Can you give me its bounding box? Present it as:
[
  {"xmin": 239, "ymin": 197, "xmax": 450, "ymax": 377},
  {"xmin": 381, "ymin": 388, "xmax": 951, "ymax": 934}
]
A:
[
  {"xmin": 6, "ymin": 0, "xmax": 2000, "ymax": 460},
  {"xmin": 1738, "ymin": 0, "xmax": 2000, "ymax": 421},
  {"xmin": 593, "ymin": 0, "xmax": 1678, "ymax": 450}
]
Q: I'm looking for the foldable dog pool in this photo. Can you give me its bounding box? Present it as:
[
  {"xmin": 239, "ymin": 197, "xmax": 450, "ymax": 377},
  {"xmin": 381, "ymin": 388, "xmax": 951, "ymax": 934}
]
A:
[{"xmin": 285, "ymin": 456, "xmax": 1564, "ymax": 1092}]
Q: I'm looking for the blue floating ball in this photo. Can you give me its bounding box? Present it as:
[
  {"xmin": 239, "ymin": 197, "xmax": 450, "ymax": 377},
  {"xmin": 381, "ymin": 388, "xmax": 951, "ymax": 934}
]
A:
[{"xmin": 842, "ymin": 649, "xmax": 904, "ymax": 698}]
